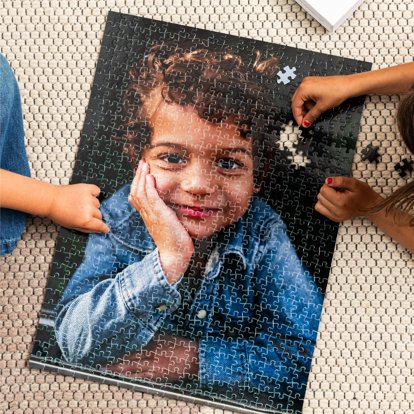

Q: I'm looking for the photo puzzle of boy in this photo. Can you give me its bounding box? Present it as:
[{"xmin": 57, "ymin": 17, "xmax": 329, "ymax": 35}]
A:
[
  {"xmin": 53, "ymin": 42, "xmax": 323, "ymax": 410},
  {"xmin": 30, "ymin": 12, "xmax": 371, "ymax": 414}
]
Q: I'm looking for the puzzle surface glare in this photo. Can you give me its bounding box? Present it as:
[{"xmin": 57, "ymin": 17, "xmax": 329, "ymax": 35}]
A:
[{"xmin": 30, "ymin": 12, "xmax": 371, "ymax": 414}]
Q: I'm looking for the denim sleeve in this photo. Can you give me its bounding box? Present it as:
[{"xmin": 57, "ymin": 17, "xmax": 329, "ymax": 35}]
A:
[
  {"xmin": 0, "ymin": 54, "xmax": 31, "ymax": 256},
  {"xmin": 198, "ymin": 222, "xmax": 323, "ymax": 402},
  {"xmin": 54, "ymin": 232, "xmax": 182, "ymax": 367}
]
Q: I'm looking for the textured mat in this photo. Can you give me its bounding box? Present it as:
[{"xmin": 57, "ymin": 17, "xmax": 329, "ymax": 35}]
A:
[{"xmin": 1, "ymin": 1, "xmax": 413, "ymax": 413}]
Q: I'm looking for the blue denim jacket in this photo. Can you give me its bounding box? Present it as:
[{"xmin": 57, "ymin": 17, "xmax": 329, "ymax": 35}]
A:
[{"xmin": 54, "ymin": 184, "xmax": 323, "ymax": 405}]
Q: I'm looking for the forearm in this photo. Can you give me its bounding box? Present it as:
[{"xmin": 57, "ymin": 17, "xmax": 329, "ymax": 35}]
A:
[
  {"xmin": 347, "ymin": 62, "xmax": 414, "ymax": 97},
  {"xmin": 55, "ymin": 277, "xmax": 155, "ymax": 366},
  {"xmin": 0, "ymin": 169, "xmax": 55, "ymax": 216},
  {"xmin": 367, "ymin": 208, "xmax": 414, "ymax": 253},
  {"xmin": 55, "ymin": 249, "xmax": 182, "ymax": 365}
]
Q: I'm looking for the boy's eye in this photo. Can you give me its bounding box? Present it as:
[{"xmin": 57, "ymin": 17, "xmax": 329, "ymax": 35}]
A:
[
  {"xmin": 217, "ymin": 158, "xmax": 243, "ymax": 170},
  {"xmin": 160, "ymin": 153, "xmax": 186, "ymax": 164}
]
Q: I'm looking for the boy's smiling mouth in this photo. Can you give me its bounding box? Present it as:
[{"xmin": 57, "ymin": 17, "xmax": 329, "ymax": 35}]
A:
[{"xmin": 167, "ymin": 202, "xmax": 221, "ymax": 219}]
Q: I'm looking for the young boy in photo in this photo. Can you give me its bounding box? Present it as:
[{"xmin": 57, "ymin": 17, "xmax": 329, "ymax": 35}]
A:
[{"xmin": 54, "ymin": 44, "xmax": 323, "ymax": 409}]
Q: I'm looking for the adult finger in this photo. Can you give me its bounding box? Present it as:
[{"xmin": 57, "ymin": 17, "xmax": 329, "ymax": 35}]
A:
[
  {"xmin": 314, "ymin": 200, "xmax": 340, "ymax": 222},
  {"xmin": 318, "ymin": 183, "xmax": 343, "ymax": 204},
  {"xmin": 316, "ymin": 191, "xmax": 340, "ymax": 218},
  {"xmin": 325, "ymin": 176, "xmax": 357, "ymax": 191},
  {"xmin": 302, "ymin": 102, "xmax": 326, "ymax": 127},
  {"xmin": 291, "ymin": 92, "xmax": 306, "ymax": 126}
]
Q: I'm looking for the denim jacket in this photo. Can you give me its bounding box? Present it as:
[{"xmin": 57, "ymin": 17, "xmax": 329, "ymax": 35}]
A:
[{"xmin": 54, "ymin": 184, "xmax": 323, "ymax": 405}]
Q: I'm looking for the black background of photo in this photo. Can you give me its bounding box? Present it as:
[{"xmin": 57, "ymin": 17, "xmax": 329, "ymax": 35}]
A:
[{"xmin": 30, "ymin": 11, "xmax": 372, "ymax": 414}]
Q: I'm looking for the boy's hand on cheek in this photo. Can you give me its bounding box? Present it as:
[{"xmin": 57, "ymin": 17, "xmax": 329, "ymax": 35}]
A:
[{"xmin": 129, "ymin": 161, "xmax": 194, "ymax": 284}]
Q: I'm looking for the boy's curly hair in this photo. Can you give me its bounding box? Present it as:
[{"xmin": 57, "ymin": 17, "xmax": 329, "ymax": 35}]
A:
[{"xmin": 117, "ymin": 42, "xmax": 288, "ymax": 188}]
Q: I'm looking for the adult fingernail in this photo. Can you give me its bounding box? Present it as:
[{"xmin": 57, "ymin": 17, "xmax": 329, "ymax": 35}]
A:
[
  {"xmin": 326, "ymin": 177, "xmax": 333, "ymax": 185},
  {"xmin": 303, "ymin": 120, "xmax": 311, "ymax": 128}
]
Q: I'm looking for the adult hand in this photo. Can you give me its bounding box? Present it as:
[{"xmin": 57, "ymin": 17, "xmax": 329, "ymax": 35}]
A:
[
  {"xmin": 104, "ymin": 334, "xmax": 199, "ymax": 382},
  {"xmin": 48, "ymin": 183, "xmax": 110, "ymax": 233},
  {"xmin": 315, "ymin": 176, "xmax": 383, "ymax": 222},
  {"xmin": 128, "ymin": 160, "xmax": 194, "ymax": 284},
  {"xmin": 292, "ymin": 76, "xmax": 351, "ymax": 127}
]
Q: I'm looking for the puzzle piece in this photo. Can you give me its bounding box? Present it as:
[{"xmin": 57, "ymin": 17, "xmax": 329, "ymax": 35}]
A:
[
  {"xmin": 361, "ymin": 143, "xmax": 380, "ymax": 163},
  {"xmin": 394, "ymin": 158, "xmax": 413, "ymax": 178},
  {"xmin": 277, "ymin": 65, "xmax": 297, "ymax": 85},
  {"xmin": 29, "ymin": 11, "xmax": 371, "ymax": 414}
]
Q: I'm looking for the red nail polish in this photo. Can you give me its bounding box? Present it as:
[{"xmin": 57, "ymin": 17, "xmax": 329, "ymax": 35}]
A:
[
  {"xmin": 303, "ymin": 120, "xmax": 311, "ymax": 128},
  {"xmin": 326, "ymin": 177, "xmax": 333, "ymax": 185}
]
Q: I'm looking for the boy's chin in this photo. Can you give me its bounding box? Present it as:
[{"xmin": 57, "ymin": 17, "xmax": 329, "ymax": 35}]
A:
[
  {"xmin": 181, "ymin": 222, "xmax": 219, "ymax": 240},
  {"xmin": 181, "ymin": 220, "xmax": 230, "ymax": 241}
]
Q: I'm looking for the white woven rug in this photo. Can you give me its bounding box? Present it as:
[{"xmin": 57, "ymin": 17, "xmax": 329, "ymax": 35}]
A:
[{"xmin": 1, "ymin": 1, "xmax": 413, "ymax": 413}]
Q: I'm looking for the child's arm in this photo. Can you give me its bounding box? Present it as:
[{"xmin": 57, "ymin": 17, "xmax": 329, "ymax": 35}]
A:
[
  {"xmin": 0, "ymin": 169, "xmax": 109, "ymax": 233},
  {"xmin": 292, "ymin": 62, "xmax": 414, "ymax": 127},
  {"xmin": 316, "ymin": 176, "xmax": 414, "ymax": 253}
]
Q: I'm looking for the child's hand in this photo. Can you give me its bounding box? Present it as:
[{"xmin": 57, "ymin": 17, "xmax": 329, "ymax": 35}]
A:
[
  {"xmin": 315, "ymin": 177, "xmax": 383, "ymax": 222},
  {"xmin": 48, "ymin": 184, "xmax": 110, "ymax": 233},
  {"xmin": 292, "ymin": 76, "xmax": 351, "ymax": 127},
  {"xmin": 128, "ymin": 160, "xmax": 194, "ymax": 284},
  {"xmin": 103, "ymin": 334, "xmax": 199, "ymax": 381}
]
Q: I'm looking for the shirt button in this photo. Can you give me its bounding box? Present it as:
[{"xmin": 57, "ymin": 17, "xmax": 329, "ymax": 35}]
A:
[
  {"xmin": 197, "ymin": 309, "xmax": 207, "ymax": 319},
  {"xmin": 156, "ymin": 305, "xmax": 167, "ymax": 312}
]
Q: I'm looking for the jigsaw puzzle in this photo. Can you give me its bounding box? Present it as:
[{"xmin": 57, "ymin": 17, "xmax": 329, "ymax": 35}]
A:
[{"xmin": 29, "ymin": 11, "xmax": 371, "ymax": 414}]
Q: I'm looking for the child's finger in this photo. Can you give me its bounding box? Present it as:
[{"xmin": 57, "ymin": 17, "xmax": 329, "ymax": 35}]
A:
[
  {"xmin": 84, "ymin": 218, "xmax": 110, "ymax": 234},
  {"xmin": 145, "ymin": 174, "xmax": 167, "ymax": 212},
  {"xmin": 72, "ymin": 220, "xmax": 109, "ymax": 234},
  {"xmin": 92, "ymin": 208, "xmax": 103, "ymax": 220},
  {"xmin": 136, "ymin": 161, "xmax": 149, "ymax": 205},
  {"xmin": 91, "ymin": 196, "xmax": 100, "ymax": 208},
  {"xmin": 87, "ymin": 184, "xmax": 101, "ymax": 197},
  {"xmin": 130, "ymin": 161, "xmax": 141, "ymax": 195}
]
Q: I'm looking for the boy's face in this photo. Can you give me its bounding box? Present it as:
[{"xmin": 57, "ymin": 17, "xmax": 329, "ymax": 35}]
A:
[{"xmin": 141, "ymin": 101, "xmax": 256, "ymax": 239}]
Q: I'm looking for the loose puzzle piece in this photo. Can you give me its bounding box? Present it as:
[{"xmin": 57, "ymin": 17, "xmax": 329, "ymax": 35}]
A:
[
  {"xmin": 394, "ymin": 158, "xmax": 413, "ymax": 178},
  {"xmin": 277, "ymin": 66, "xmax": 297, "ymax": 85},
  {"xmin": 29, "ymin": 11, "xmax": 371, "ymax": 414},
  {"xmin": 361, "ymin": 143, "xmax": 381, "ymax": 163}
]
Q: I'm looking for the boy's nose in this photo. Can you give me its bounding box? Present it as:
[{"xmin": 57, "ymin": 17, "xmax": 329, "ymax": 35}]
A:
[{"xmin": 180, "ymin": 166, "xmax": 215, "ymax": 195}]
